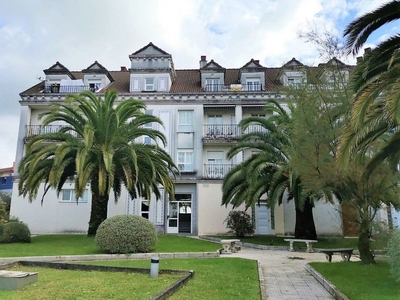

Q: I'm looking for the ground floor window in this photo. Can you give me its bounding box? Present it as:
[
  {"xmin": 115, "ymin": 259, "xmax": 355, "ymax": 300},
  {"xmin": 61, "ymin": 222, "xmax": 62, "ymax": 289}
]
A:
[{"xmin": 61, "ymin": 189, "xmax": 88, "ymax": 202}]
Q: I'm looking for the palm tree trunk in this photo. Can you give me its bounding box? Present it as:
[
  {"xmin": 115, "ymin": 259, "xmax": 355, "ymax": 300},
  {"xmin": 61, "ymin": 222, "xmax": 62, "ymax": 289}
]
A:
[
  {"xmin": 358, "ymin": 216, "xmax": 375, "ymax": 264},
  {"xmin": 87, "ymin": 193, "xmax": 109, "ymax": 236},
  {"xmin": 294, "ymin": 198, "xmax": 317, "ymax": 239}
]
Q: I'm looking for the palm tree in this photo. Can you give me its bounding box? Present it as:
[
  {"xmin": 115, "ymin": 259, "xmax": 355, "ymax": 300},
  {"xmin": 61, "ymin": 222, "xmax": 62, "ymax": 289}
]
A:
[
  {"xmin": 18, "ymin": 90, "xmax": 177, "ymax": 235},
  {"xmin": 340, "ymin": 0, "xmax": 400, "ymax": 169},
  {"xmin": 222, "ymin": 100, "xmax": 317, "ymax": 239}
]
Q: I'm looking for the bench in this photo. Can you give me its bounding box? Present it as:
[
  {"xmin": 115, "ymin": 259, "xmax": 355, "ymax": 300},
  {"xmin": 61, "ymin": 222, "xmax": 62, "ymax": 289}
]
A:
[
  {"xmin": 318, "ymin": 248, "xmax": 354, "ymax": 262},
  {"xmin": 220, "ymin": 239, "xmax": 241, "ymax": 253},
  {"xmin": 284, "ymin": 239, "xmax": 318, "ymax": 253}
]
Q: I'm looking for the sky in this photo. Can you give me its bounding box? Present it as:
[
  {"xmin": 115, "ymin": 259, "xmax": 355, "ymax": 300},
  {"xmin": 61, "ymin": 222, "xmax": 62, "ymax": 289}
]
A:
[{"xmin": 0, "ymin": 0, "xmax": 395, "ymax": 168}]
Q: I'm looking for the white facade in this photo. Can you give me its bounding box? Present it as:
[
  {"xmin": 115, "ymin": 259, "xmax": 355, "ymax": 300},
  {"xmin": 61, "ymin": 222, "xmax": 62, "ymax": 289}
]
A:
[{"xmin": 10, "ymin": 42, "xmax": 353, "ymax": 236}]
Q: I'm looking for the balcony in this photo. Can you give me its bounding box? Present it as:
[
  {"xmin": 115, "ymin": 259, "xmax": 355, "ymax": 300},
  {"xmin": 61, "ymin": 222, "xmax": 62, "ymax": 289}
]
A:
[
  {"xmin": 203, "ymin": 164, "xmax": 235, "ymax": 179},
  {"xmin": 43, "ymin": 85, "xmax": 100, "ymax": 94},
  {"xmin": 25, "ymin": 125, "xmax": 78, "ymax": 142},
  {"xmin": 203, "ymin": 124, "xmax": 266, "ymax": 142},
  {"xmin": 204, "ymin": 84, "xmax": 263, "ymax": 92},
  {"xmin": 203, "ymin": 124, "xmax": 240, "ymax": 143}
]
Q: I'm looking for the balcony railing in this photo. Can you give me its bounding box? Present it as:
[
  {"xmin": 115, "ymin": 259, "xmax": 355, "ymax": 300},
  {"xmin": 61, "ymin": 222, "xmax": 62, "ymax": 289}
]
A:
[
  {"xmin": 203, "ymin": 124, "xmax": 241, "ymax": 141},
  {"xmin": 25, "ymin": 125, "xmax": 78, "ymax": 140},
  {"xmin": 43, "ymin": 85, "xmax": 99, "ymax": 94},
  {"xmin": 204, "ymin": 84, "xmax": 263, "ymax": 92},
  {"xmin": 203, "ymin": 164, "xmax": 235, "ymax": 179},
  {"xmin": 203, "ymin": 124, "xmax": 266, "ymax": 141}
]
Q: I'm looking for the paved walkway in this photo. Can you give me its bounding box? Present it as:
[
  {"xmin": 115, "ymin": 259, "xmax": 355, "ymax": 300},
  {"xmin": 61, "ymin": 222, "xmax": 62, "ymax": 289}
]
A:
[{"xmin": 225, "ymin": 246, "xmax": 358, "ymax": 300}]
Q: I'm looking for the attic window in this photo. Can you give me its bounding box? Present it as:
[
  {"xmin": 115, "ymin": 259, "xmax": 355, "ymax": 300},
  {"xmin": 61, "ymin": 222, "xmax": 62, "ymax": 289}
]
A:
[
  {"xmin": 145, "ymin": 78, "xmax": 154, "ymax": 91},
  {"xmin": 287, "ymin": 77, "xmax": 302, "ymax": 86}
]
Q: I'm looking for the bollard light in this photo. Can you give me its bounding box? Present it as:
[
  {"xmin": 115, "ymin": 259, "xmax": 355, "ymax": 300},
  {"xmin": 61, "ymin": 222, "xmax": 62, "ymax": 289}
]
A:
[{"xmin": 150, "ymin": 256, "xmax": 159, "ymax": 278}]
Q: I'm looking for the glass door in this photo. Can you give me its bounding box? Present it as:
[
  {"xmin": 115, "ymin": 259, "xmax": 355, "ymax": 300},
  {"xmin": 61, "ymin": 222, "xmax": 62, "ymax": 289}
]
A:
[
  {"xmin": 167, "ymin": 194, "xmax": 192, "ymax": 233},
  {"xmin": 167, "ymin": 202, "xmax": 179, "ymax": 233}
]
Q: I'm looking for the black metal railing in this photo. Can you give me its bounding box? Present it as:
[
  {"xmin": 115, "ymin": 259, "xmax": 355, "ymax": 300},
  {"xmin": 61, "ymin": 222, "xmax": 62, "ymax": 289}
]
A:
[
  {"xmin": 43, "ymin": 85, "xmax": 99, "ymax": 93},
  {"xmin": 203, "ymin": 164, "xmax": 236, "ymax": 179},
  {"xmin": 204, "ymin": 84, "xmax": 263, "ymax": 92},
  {"xmin": 25, "ymin": 125, "xmax": 78, "ymax": 140}
]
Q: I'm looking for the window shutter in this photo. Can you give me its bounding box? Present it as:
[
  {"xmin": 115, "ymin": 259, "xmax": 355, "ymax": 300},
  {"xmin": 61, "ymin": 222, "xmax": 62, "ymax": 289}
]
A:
[
  {"xmin": 131, "ymin": 78, "xmax": 141, "ymax": 92},
  {"xmin": 158, "ymin": 77, "xmax": 168, "ymax": 91},
  {"xmin": 154, "ymin": 190, "xmax": 164, "ymax": 225}
]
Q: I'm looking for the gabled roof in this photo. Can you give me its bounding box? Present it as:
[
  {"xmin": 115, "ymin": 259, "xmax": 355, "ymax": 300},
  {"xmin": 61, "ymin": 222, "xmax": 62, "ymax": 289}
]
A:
[
  {"xmin": 130, "ymin": 42, "xmax": 171, "ymax": 57},
  {"xmin": 43, "ymin": 61, "xmax": 75, "ymax": 79},
  {"xmin": 82, "ymin": 61, "xmax": 114, "ymax": 82},
  {"xmin": 282, "ymin": 57, "xmax": 304, "ymax": 69},
  {"xmin": 241, "ymin": 58, "xmax": 264, "ymax": 69},
  {"xmin": 201, "ymin": 59, "xmax": 225, "ymax": 71}
]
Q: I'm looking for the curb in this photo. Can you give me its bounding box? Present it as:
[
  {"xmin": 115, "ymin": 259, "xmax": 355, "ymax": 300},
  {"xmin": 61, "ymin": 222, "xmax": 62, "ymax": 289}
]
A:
[
  {"xmin": 0, "ymin": 251, "xmax": 220, "ymax": 265},
  {"xmin": 305, "ymin": 263, "xmax": 350, "ymax": 300},
  {"xmin": 198, "ymin": 235, "xmax": 288, "ymax": 251}
]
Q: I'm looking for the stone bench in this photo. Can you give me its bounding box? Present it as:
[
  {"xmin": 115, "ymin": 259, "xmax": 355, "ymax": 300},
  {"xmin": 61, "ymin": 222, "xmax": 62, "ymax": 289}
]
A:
[
  {"xmin": 220, "ymin": 239, "xmax": 241, "ymax": 253},
  {"xmin": 284, "ymin": 239, "xmax": 318, "ymax": 253},
  {"xmin": 318, "ymin": 248, "xmax": 354, "ymax": 262}
]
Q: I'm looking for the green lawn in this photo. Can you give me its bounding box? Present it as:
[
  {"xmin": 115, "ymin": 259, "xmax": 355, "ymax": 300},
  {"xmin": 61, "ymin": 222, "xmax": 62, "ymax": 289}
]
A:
[
  {"xmin": 310, "ymin": 261, "xmax": 399, "ymax": 300},
  {"xmin": 0, "ymin": 258, "xmax": 259, "ymax": 300},
  {"xmin": 212, "ymin": 234, "xmax": 389, "ymax": 250},
  {"xmin": 86, "ymin": 258, "xmax": 260, "ymax": 300},
  {"xmin": 0, "ymin": 264, "xmax": 182, "ymax": 300},
  {"xmin": 0, "ymin": 234, "xmax": 220, "ymax": 257}
]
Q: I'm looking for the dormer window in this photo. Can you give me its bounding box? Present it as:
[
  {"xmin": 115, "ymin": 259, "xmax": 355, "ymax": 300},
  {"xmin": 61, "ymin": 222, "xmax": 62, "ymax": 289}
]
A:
[
  {"xmin": 145, "ymin": 78, "xmax": 155, "ymax": 91},
  {"xmin": 89, "ymin": 82, "xmax": 101, "ymax": 92},
  {"xmin": 205, "ymin": 78, "xmax": 219, "ymax": 92},
  {"xmin": 246, "ymin": 78, "xmax": 261, "ymax": 91},
  {"xmin": 287, "ymin": 77, "xmax": 302, "ymax": 86}
]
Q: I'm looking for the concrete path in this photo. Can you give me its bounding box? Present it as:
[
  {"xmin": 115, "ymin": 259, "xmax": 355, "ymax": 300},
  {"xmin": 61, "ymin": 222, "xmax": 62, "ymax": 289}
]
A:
[{"xmin": 226, "ymin": 247, "xmax": 358, "ymax": 300}]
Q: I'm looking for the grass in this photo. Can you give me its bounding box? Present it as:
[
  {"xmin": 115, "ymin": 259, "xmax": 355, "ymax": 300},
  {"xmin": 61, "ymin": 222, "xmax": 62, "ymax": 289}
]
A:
[
  {"xmin": 0, "ymin": 234, "xmax": 220, "ymax": 257},
  {"xmin": 86, "ymin": 258, "xmax": 260, "ymax": 300},
  {"xmin": 0, "ymin": 264, "xmax": 182, "ymax": 300},
  {"xmin": 0, "ymin": 258, "xmax": 259, "ymax": 299},
  {"xmin": 211, "ymin": 234, "xmax": 389, "ymax": 250},
  {"xmin": 310, "ymin": 261, "xmax": 399, "ymax": 300}
]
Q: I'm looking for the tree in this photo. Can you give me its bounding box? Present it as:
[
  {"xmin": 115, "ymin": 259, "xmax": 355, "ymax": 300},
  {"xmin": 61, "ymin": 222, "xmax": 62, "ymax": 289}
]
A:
[
  {"xmin": 222, "ymin": 100, "xmax": 317, "ymax": 239},
  {"xmin": 18, "ymin": 90, "xmax": 177, "ymax": 235},
  {"xmin": 340, "ymin": 0, "xmax": 400, "ymax": 170},
  {"xmin": 288, "ymin": 62, "xmax": 400, "ymax": 264}
]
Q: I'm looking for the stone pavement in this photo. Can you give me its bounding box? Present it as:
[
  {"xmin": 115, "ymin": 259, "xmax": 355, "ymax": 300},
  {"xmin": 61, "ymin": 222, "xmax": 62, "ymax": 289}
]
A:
[{"xmin": 225, "ymin": 246, "xmax": 358, "ymax": 300}]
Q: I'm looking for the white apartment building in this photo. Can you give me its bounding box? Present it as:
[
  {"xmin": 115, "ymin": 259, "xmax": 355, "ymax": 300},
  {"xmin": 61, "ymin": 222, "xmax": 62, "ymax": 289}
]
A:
[{"xmin": 10, "ymin": 42, "xmax": 350, "ymax": 236}]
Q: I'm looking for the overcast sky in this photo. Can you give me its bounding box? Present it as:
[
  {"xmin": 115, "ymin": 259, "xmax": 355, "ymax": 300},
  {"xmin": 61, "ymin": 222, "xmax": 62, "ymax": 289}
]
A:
[{"xmin": 0, "ymin": 0, "xmax": 394, "ymax": 168}]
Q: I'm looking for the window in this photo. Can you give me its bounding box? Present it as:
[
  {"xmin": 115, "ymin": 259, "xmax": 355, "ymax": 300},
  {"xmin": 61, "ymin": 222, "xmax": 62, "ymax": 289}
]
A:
[
  {"xmin": 207, "ymin": 115, "xmax": 223, "ymax": 135},
  {"xmin": 287, "ymin": 77, "xmax": 302, "ymax": 86},
  {"xmin": 178, "ymin": 151, "xmax": 193, "ymax": 172},
  {"xmin": 246, "ymin": 78, "xmax": 261, "ymax": 91},
  {"xmin": 145, "ymin": 78, "xmax": 154, "ymax": 91},
  {"xmin": 61, "ymin": 189, "xmax": 88, "ymax": 202},
  {"xmin": 141, "ymin": 199, "xmax": 150, "ymax": 219},
  {"xmin": 89, "ymin": 82, "xmax": 101, "ymax": 92},
  {"xmin": 205, "ymin": 79, "xmax": 220, "ymax": 91},
  {"xmin": 143, "ymin": 110, "xmax": 153, "ymax": 144},
  {"xmin": 178, "ymin": 110, "xmax": 194, "ymax": 132},
  {"xmin": 1, "ymin": 177, "xmax": 6, "ymax": 185}
]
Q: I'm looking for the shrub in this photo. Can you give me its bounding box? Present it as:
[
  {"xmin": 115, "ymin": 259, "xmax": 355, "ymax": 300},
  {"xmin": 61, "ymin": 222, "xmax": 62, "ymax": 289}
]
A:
[
  {"xmin": 0, "ymin": 221, "xmax": 31, "ymax": 243},
  {"xmin": 387, "ymin": 230, "xmax": 400, "ymax": 282},
  {"xmin": 224, "ymin": 210, "xmax": 254, "ymax": 238},
  {"xmin": 95, "ymin": 214, "xmax": 157, "ymax": 254}
]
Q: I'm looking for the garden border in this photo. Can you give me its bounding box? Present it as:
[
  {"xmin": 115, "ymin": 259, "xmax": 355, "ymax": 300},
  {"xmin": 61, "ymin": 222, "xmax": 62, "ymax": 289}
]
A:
[{"xmin": 1, "ymin": 260, "xmax": 195, "ymax": 300}]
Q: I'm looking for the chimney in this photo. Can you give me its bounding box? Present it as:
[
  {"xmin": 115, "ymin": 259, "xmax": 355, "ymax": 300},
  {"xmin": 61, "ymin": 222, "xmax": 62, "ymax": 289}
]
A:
[
  {"xmin": 200, "ymin": 55, "xmax": 207, "ymax": 69},
  {"xmin": 255, "ymin": 60, "xmax": 260, "ymax": 64},
  {"xmin": 364, "ymin": 47, "xmax": 372, "ymax": 57},
  {"xmin": 120, "ymin": 66, "xmax": 127, "ymax": 71},
  {"xmin": 356, "ymin": 56, "xmax": 363, "ymax": 64}
]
